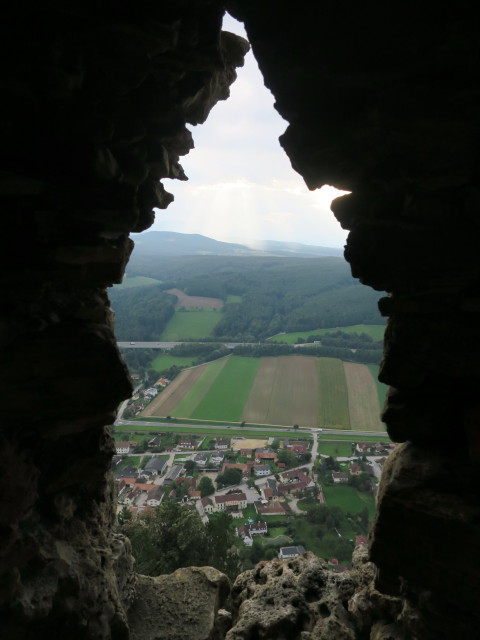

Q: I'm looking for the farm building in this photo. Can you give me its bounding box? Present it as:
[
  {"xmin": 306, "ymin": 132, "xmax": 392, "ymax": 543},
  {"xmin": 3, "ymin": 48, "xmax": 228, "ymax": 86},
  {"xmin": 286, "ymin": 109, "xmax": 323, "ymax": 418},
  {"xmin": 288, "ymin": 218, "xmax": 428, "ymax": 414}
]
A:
[{"xmin": 163, "ymin": 464, "xmax": 184, "ymax": 486}]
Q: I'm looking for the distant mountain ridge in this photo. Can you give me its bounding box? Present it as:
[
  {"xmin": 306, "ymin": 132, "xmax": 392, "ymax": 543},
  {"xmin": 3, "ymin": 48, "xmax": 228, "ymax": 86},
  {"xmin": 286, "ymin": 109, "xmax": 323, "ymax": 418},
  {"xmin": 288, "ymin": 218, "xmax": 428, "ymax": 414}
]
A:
[{"xmin": 131, "ymin": 231, "xmax": 344, "ymax": 258}]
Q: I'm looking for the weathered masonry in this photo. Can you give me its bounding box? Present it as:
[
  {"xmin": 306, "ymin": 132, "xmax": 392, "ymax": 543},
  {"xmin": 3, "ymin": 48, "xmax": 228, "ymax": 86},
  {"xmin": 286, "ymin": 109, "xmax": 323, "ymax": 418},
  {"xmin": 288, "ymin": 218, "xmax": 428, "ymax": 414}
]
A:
[{"xmin": 1, "ymin": 2, "xmax": 479, "ymax": 639}]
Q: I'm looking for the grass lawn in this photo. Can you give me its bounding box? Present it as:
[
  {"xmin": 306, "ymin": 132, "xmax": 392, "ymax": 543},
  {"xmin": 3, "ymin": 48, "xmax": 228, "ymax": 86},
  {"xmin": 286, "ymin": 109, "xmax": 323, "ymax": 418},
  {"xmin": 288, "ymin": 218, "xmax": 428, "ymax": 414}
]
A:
[
  {"xmin": 319, "ymin": 433, "xmax": 387, "ymax": 441},
  {"xmin": 151, "ymin": 354, "xmax": 197, "ymax": 372},
  {"xmin": 114, "ymin": 432, "xmax": 132, "ymax": 442},
  {"xmin": 113, "ymin": 275, "xmax": 162, "ymax": 288},
  {"xmin": 116, "ymin": 456, "xmax": 140, "ymax": 471},
  {"xmin": 263, "ymin": 534, "xmax": 293, "ymax": 548},
  {"xmin": 191, "ymin": 357, "xmax": 261, "ymax": 422},
  {"xmin": 226, "ymin": 294, "xmax": 242, "ymax": 303},
  {"xmin": 322, "ymin": 485, "xmax": 376, "ymax": 519},
  {"xmin": 238, "ymin": 504, "xmax": 258, "ymax": 524},
  {"xmin": 317, "ymin": 441, "xmax": 354, "ymax": 457},
  {"xmin": 199, "ymin": 436, "xmax": 214, "ymax": 450},
  {"xmin": 268, "ymin": 324, "xmax": 386, "ymax": 344},
  {"xmin": 160, "ymin": 309, "xmax": 221, "ymax": 340},
  {"xmin": 267, "ymin": 526, "xmax": 288, "ymax": 537}
]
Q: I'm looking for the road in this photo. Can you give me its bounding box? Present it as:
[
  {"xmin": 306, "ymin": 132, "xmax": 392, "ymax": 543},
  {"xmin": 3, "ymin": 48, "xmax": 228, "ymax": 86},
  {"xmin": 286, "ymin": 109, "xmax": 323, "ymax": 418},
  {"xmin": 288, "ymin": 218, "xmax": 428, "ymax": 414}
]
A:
[
  {"xmin": 115, "ymin": 418, "xmax": 387, "ymax": 438},
  {"xmin": 117, "ymin": 341, "xmax": 257, "ymax": 350}
]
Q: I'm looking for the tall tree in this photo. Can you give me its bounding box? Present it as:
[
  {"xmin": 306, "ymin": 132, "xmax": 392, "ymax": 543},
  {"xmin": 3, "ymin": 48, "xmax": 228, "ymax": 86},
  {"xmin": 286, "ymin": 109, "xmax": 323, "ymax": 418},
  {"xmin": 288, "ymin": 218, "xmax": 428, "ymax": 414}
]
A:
[{"xmin": 198, "ymin": 476, "xmax": 215, "ymax": 497}]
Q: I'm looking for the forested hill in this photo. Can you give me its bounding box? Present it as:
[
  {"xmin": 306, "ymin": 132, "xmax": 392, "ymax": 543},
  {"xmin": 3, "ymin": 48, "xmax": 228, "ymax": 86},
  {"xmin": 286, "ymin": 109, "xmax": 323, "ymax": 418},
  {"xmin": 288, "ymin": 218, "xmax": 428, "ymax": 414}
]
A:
[
  {"xmin": 110, "ymin": 255, "xmax": 385, "ymax": 342},
  {"xmin": 130, "ymin": 231, "xmax": 344, "ymax": 258}
]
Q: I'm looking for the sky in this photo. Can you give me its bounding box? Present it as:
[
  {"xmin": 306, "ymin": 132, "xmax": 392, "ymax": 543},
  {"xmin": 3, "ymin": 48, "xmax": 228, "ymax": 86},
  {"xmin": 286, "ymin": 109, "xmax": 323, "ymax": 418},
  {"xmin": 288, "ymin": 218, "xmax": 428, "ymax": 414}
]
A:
[{"xmin": 152, "ymin": 14, "xmax": 349, "ymax": 249}]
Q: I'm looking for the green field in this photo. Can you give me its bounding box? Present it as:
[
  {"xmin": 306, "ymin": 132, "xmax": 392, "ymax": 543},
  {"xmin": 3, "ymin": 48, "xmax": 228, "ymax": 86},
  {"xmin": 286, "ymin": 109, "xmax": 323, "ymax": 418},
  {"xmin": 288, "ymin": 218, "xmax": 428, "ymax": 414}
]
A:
[
  {"xmin": 142, "ymin": 354, "xmax": 385, "ymax": 431},
  {"xmin": 160, "ymin": 309, "xmax": 221, "ymax": 340},
  {"xmin": 191, "ymin": 357, "xmax": 261, "ymax": 421},
  {"xmin": 317, "ymin": 441, "xmax": 354, "ymax": 457},
  {"xmin": 151, "ymin": 354, "xmax": 197, "ymax": 372},
  {"xmin": 114, "ymin": 275, "xmax": 162, "ymax": 288},
  {"xmin": 268, "ymin": 324, "xmax": 386, "ymax": 344},
  {"xmin": 367, "ymin": 364, "xmax": 388, "ymax": 409},
  {"xmin": 226, "ymin": 294, "xmax": 242, "ymax": 303},
  {"xmin": 317, "ymin": 358, "xmax": 350, "ymax": 428},
  {"xmin": 172, "ymin": 358, "xmax": 228, "ymax": 417},
  {"xmin": 322, "ymin": 485, "xmax": 376, "ymax": 519}
]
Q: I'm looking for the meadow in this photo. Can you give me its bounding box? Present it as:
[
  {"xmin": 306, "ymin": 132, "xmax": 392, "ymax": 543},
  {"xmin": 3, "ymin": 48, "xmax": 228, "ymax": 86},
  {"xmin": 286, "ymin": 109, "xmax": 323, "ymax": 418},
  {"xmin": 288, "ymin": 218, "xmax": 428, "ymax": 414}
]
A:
[
  {"xmin": 159, "ymin": 309, "xmax": 221, "ymax": 340},
  {"xmin": 322, "ymin": 484, "xmax": 376, "ymax": 519},
  {"xmin": 268, "ymin": 324, "xmax": 386, "ymax": 344},
  {"xmin": 151, "ymin": 354, "xmax": 197, "ymax": 372}
]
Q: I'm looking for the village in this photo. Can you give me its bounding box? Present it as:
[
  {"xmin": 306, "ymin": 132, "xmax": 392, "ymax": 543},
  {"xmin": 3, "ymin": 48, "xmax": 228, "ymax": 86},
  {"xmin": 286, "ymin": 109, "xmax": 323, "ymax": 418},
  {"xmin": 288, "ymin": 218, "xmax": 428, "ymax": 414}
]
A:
[{"xmin": 113, "ymin": 430, "xmax": 394, "ymax": 567}]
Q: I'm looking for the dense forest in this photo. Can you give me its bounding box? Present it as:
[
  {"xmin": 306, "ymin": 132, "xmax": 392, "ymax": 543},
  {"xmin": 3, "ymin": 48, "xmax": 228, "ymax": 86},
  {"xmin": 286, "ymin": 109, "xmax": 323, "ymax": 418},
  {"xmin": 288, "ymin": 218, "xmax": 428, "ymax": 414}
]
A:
[
  {"xmin": 110, "ymin": 286, "xmax": 176, "ymax": 341},
  {"xmin": 110, "ymin": 255, "xmax": 385, "ymax": 342}
]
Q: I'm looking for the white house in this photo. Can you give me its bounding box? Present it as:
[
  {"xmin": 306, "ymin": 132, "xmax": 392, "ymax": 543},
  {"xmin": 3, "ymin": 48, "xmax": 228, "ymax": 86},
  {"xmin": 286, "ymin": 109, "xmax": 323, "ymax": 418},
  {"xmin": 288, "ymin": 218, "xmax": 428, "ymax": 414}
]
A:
[
  {"xmin": 200, "ymin": 497, "xmax": 215, "ymax": 514},
  {"xmin": 146, "ymin": 486, "xmax": 165, "ymax": 507},
  {"xmin": 278, "ymin": 545, "xmax": 306, "ymax": 560},
  {"xmin": 210, "ymin": 452, "xmax": 224, "ymax": 465},
  {"xmin": 195, "ymin": 453, "xmax": 208, "ymax": 466},
  {"xmin": 116, "ymin": 442, "xmax": 131, "ymax": 455},
  {"xmin": 254, "ymin": 464, "xmax": 271, "ymax": 477},
  {"xmin": 332, "ymin": 471, "xmax": 349, "ymax": 484}
]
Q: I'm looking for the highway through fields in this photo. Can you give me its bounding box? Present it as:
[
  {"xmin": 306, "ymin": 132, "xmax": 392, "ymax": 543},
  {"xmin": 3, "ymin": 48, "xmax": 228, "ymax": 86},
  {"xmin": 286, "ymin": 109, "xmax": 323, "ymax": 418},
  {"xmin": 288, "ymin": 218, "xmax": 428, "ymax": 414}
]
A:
[
  {"xmin": 114, "ymin": 417, "xmax": 387, "ymax": 438},
  {"xmin": 117, "ymin": 341, "xmax": 253, "ymax": 350}
]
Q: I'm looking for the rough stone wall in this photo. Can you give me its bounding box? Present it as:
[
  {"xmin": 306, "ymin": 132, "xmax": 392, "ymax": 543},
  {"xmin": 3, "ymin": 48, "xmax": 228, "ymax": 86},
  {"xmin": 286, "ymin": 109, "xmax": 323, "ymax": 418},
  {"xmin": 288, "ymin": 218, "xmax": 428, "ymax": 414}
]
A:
[
  {"xmin": 0, "ymin": 3, "xmax": 247, "ymax": 638},
  {"xmin": 1, "ymin": 1, "xmax": 480, "ymax": 639},
  {"xmin": 229, "ymin": 2, "xmax": 480, "ymax": 637}
]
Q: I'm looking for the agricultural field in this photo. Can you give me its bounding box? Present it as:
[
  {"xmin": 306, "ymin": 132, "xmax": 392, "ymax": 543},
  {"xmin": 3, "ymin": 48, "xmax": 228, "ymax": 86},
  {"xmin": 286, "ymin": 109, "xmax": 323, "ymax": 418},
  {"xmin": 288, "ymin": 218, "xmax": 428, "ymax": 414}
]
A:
[
  {"xmin": 344, "ymin": 362, "xmax": 384, "ymax": 430},
  {"xmin": 142, "ymin": 354, "xmax": 385, "ymax": 431},
  {"xmin": 159, "ymin": 309, "xmax": 221, "ymax": 340},
  {"xmin": 164, "ymin": 288, "xmax": 223, "ymax": 309},
  {"xmin": 268, "ymin": 324, "xmax": 386, "ymax": 344},
  {"xmin": 114, "ymin": 275, "xmax": 162, "ymax": 288},
  {"xmin": 140, "ymin": 362, "xmax": 217, "ymax": 417},
  {"xmin": 226, "ymin": 294, "xmax": 242, "ymax": 303},
  {"xmin": 317, "ymin": 358, "xmax": 350, "ymax": 428},
  {"xmin": 243, "ymin": 356, "xmax": 318, "ymax": 426},
  {"xmin": 172, "ymin": 358, "xmax": 230, "ymax": 417},
  {"xmin": 190, "ymin": 357, "xmax": 261, "ymax": 421},
  {"xmin": 367, "ymin": 364, "xmax": 388, "ymax": 409}
]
